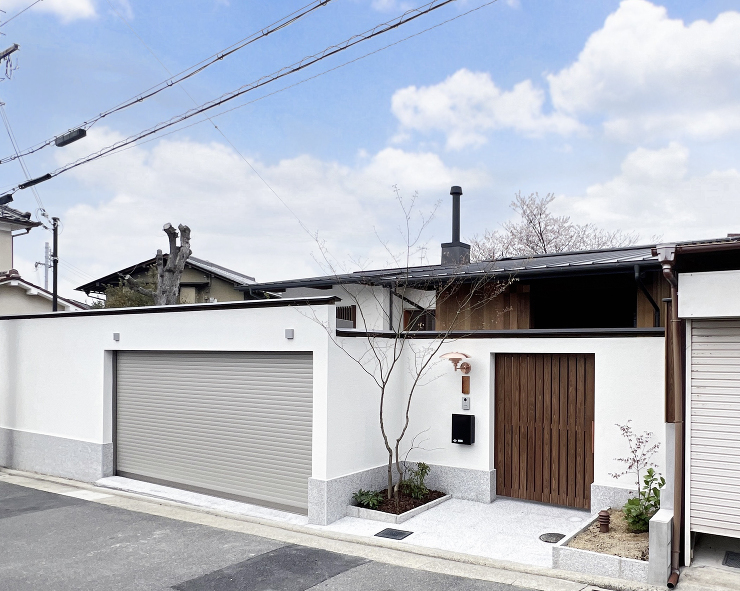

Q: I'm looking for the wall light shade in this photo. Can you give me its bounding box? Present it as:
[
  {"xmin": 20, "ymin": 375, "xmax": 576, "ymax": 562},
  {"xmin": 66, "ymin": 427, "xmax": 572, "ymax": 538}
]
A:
[{"xmin": 440, "ymin": 352, "xmax": 471, "ymax": 373}]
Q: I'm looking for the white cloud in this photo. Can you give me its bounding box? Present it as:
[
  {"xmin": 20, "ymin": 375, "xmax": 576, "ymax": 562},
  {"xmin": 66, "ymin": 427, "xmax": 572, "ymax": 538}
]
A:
[
  {"xmin": 547, "ymin": 0, "xmax": 740, "ymax": 141},
  {"xmin": 391, "ymin": 69, "xmax": 584, "ymax": 150},
  {"xmin": 554, "ymin": 142, "xmax": 740, "ymax": 241},
  {"xmin": 1, "ymin": 0, "xmax": 96, "ymax": 22},
  {"xmin": 38, "ymin": 128, "xmax": 487, "ymax": 297},
  {"xmin": 391, "ymin": 1, "xmax": 740, "ymax": 147}
]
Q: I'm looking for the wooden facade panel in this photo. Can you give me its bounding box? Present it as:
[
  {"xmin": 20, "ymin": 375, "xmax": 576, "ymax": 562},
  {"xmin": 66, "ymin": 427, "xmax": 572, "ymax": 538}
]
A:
[
  {"xmin": 637, "ymin": 270, "xmax": 671, "ymax": 328},
  {"xmin": 436, "ymin": 283, "xmax": 531, "ymax": 331},
  {"xmin": 495, "ymin": 353, "xmax": 595, "ymax": 509}
]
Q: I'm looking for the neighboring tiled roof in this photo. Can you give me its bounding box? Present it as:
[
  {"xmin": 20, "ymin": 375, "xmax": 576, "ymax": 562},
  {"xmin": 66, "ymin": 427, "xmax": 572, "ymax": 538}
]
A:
[
  {"xmin": 188, "ymin": 257, "xmax": 255, "ymax": 285},
  {"xmin": 0, "ymin": 205, "xmax": 42, "ymax": 228},
  {"xmin": 75, "ymin": 255, "xmax": 255, "ymax": 294}
]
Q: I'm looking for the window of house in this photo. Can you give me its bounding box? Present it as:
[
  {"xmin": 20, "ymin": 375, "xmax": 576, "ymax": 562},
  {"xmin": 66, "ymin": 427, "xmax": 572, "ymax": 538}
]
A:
[
  {"xmin": 403, "ymin": 309, "xmax": 436, "ymax": 331},
  {"xmin": 529, "ymin": 274, "xmax": 637, "ymax": 329},
  {"xmin": 336, "ymin": 305, "xmax": 357, "ymax": 329}
]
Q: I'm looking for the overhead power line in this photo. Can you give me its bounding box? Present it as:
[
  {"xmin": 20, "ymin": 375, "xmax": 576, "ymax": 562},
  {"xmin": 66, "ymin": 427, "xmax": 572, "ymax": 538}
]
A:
[
  {"xmin": 8, "ymin": 0, "xmax": 459, "ymax": 194},
  {"xmin": 85, "ymin": 0, "xmax": 501, "ymax": 167},
  {"xmin": 0, "ymin": 0, "xmax": 335, "ymax": 166},
  {"xmin": 104, "ymin": 0, "xmax": 311, "ymax": 237},
  {"xmin": 0, "ymin": 103, "xmax": 47, "ymax": 215},
  {"xmin": 1, "ymin": 0, "xmax": 44, "ymax": 28}
]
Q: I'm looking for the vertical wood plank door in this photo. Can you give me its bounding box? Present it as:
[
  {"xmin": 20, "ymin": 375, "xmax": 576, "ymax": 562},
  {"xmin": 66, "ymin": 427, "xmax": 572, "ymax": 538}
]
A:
[{"xmin": 495, "ymin": 353, "xmax": 595, "ymax": 509}]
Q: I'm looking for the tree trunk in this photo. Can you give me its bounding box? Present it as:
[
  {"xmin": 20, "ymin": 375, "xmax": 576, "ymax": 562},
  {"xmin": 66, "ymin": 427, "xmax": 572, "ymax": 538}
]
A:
[
  {"xmin": 387, "ymin": 452, "xmax": 393, "ymax": 500},
  {"xmin": 155, "ymin": 223, "xmax": 192, "ymax": 305}
]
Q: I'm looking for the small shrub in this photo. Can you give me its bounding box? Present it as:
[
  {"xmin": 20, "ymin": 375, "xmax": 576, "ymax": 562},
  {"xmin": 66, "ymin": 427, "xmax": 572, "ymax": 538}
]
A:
[
  {"xmin": 623, "ymin": 467, "xmax": 665, "ymax": 533},
  {"xmin": 609, "ymin": 420, "xmax": 660, "ymax": 496},
  {"xmin": 400, "ymin": 461, "xmax": 431, "ymax": 500},
  {"xmin": 352, "ymin": 489, "xmax": 385, "ymax": 510}
]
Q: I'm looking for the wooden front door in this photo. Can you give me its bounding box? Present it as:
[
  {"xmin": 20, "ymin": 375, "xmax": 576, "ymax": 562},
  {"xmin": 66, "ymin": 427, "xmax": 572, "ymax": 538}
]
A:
[{"xmin": 494, "ymin": 353, "xmax": 595, "ymax": 509}]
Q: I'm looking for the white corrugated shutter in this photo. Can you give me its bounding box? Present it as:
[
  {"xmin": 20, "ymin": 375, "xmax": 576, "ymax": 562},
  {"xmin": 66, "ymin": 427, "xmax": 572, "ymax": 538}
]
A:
[
  {"xmin": 690, "ymin": 320, "xmax": 740, "ymax": 538},
  {"xmin": 116, "ymin": 351, "xmax": 313, "ymax": 513}
]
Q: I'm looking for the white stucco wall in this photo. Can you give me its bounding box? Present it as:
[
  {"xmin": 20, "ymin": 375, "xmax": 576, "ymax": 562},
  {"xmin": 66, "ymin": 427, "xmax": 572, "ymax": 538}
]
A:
[
  {"xmin": 0, "ymin": 301, "xmax": 333, "ymax": 478},
  {"xmin": 282, "ymin": 285, "xmax": 435, "ymax": 332},
  {"xmin": 679, "ymin": 270, "xmax": 740, "ymax": 319},
  {"xmin": 0, "ymin": 282, "xmax": 79, "ymax": 315},
  {"xmin": 282, "ymin": 285, "xmax": 390, "ymax": 331},
  {"xmin": 324, "ymin": 335, "xmax": 667, "ymax": 491},
  {"xmin": 0, "ymin": 227, "xmax": 12, "ymax": 271},
  {"xmin": 1, "ymin": 299, "xmax": 666, "ymax": 492}
]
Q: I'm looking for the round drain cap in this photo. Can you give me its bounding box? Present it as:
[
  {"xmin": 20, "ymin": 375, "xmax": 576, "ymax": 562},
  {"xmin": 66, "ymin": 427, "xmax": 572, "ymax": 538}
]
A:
[{"xmin": 539, "ymin": 532, "xmax": 566, "ymax": 543}]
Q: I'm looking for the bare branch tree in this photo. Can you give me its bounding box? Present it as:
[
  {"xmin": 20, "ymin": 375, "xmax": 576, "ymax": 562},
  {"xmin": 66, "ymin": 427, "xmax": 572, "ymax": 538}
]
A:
[
  {"xmin": 470, "ymin": 192, "xmax": 638, "ymax": 261},
  {"xmin": 303, "ymin": 188, "xmax": 510, "ymax": 507}
]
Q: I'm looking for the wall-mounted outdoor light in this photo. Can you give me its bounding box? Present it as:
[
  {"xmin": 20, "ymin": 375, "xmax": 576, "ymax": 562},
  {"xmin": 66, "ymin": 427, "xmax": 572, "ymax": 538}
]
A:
[{"xmin": 440, "ymin": 352, "xmax": 471, "ymax": 374}]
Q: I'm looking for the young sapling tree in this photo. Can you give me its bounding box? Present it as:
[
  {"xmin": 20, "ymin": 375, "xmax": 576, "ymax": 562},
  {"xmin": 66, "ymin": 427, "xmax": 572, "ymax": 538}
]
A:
[{"xmin": 306, "ymin": 188, "xmax": 510, "ymax": 509}]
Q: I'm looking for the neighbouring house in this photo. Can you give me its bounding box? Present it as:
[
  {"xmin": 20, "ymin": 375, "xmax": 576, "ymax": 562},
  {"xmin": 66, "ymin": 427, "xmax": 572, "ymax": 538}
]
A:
[
  {"xmin": 1, "ymin": 186, "xmax": 739, "ymax": 587},
  {"xmin": 75, "ymin": 255, "xmax": 257, "ymax": 305},
  {"xmin": 0, "ymin": 205, "xmax": 85, "ymax": 314}
]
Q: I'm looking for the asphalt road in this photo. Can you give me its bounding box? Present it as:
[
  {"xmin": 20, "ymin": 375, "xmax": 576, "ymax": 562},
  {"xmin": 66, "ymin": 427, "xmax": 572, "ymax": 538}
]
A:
[{"xmin": 0, "ymin": 481, "xmax": 543, "ymax": 591}]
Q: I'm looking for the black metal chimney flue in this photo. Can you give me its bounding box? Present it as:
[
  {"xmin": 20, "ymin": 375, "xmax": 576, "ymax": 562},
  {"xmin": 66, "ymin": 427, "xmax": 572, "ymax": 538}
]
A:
[
  {"xmin": 451, "ymin": 185, "xmax": 461, "ymax": 243},
  {"xmin": 441, "ymin": 185, "xmax": 471, "ymax": 266}
]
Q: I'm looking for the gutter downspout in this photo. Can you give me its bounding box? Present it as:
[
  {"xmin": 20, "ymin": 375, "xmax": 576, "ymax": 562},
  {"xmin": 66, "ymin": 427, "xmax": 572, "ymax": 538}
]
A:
[
  {"xmin": 657, "ymin": 245, "xmax": 684, "ymax": 589},
  {"xmin": 635, "ymin": 264, "xmax": 661, "ymax": 327}
]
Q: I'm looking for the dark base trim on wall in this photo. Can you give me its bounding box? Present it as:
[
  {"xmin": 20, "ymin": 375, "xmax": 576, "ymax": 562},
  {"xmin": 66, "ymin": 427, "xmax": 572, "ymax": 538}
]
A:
[{"xmin": 338, "ymin": 328, "xmax": 665, "ymax": 339}]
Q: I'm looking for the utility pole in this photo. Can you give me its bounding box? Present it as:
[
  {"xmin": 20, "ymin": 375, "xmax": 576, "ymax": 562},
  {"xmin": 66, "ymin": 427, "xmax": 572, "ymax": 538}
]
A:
[
  {"xmin": 34, "ymin": 242, "xmax": 51, "ymax": 290},
  {"xmin": 52, "ymin": 217, "xmax": 59, "ymax": 311},
  {"xmin": 34, "ymin": 242, "xmax": 51, "ymax": 289}
]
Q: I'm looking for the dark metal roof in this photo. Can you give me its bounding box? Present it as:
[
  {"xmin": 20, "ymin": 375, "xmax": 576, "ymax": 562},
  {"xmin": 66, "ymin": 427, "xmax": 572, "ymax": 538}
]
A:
[
  {"xmin": 240, "ymin": 244, "xmax": 662, "ymax": 292},
  {"xmin": 0, "ymin": 205, "xmax": 42, "ymax": 229},
  {"xmin": 75, "ymin": 255, "xmax": 255, "ymax": 294}
]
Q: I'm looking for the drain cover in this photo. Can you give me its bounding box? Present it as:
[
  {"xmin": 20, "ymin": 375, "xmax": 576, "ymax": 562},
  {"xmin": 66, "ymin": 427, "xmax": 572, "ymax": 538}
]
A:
[
  {"xmin": 540, "ymin": 532, "xmax": 566, "ymax": 543},
  {"xmin": 723, "ymin": 551, "xmax": 740, "ymax": 568},
  {"xmin": 375, "ymin": 528, "xmax": 413, "ymax": 540}
]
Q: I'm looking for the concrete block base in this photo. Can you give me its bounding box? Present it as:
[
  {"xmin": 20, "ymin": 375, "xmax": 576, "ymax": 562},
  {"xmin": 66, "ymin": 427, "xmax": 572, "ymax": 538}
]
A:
[
  {"xmin": 308, "ymin": 465, "xmax": 389, "ymax": 526},
  {"xmin": 590, "ymin": 483, "xmax": 636, "ymax": 513},
  {"xmin": 648, "ymin": 508, "xmax": 673, "ymax": 585},
  {"xmin": 308, "ymin": 463, "xmax": 495, "ymax": 525},
  {"xmin": 553, "ymin": 513, "xmax": 649, "ymax": 583},
  {"xmin": 0, "ymin": 427, "xmax": 113, "ymax": 482}
]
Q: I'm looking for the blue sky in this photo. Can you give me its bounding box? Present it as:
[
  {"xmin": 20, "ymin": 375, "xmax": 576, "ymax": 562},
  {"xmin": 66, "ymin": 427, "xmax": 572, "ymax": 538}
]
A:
[{"xmin": 1, "ymin": 0, "xmax": 739, "ymax": 300}]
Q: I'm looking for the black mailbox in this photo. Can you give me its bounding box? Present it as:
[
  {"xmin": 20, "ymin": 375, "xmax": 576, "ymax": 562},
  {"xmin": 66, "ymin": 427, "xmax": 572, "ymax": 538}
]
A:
[{"xmin": 451, "ymin": 414, "xmax": 474, "ymax": 445}]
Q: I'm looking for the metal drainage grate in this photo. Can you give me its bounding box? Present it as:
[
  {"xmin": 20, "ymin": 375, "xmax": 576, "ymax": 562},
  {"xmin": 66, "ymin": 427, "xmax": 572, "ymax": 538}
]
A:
[
  {"xmin": 539, "ymin": 532, "xmax": 566, "ymax": 543},
  {"xmin": 723, "ymin": 551, "xmax": 740, "ymax": 569},
  {"xmin": 375, "ymin": 528, "xmax": 413, "ymax": 540}
]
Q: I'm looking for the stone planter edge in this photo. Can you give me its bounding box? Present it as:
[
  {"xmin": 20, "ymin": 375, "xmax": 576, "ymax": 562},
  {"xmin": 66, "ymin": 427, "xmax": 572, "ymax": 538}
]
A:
[
  {"xmin": 347, "ymin": 494, "xmax": 451, "ymax": 524},
  {"xmin": 552, "ymin": 512, "xmax": 649, "ymax": 584}
]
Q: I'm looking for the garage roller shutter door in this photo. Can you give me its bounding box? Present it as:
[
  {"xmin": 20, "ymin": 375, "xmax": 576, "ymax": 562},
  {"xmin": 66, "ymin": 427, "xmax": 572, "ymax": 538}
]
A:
[
  {"xmin": 690, "ymin": 320, "xmax": 740, "ymax": 538},
  {"xmin": 116, "ymin": 351, "xmax": 313, "ymax": 513}
]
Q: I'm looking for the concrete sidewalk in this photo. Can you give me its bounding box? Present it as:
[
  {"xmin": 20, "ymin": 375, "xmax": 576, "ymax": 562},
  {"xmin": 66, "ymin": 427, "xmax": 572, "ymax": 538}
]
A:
[
  {"xmin": 2, "ymin": 469, "xmax": 659, "ymax": 591},
  {"xmin": 98, "ymin": 475, "xmax": 589, "ymax": 568}
]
